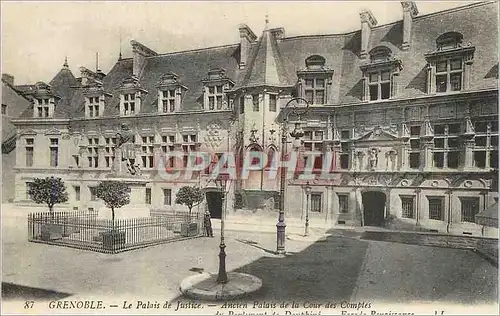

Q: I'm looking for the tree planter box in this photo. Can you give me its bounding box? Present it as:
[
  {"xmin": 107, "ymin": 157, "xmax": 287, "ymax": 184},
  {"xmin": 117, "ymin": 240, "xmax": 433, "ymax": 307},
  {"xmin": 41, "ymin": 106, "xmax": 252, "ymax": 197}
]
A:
[
  {"xmin": 180, "ymin": 223, "xmax": 199, "ymax": 237},
  {"xmin": 102, "ymin": 230, "xmax": 126, "ymax": 250},
  {"xmin": 40, "ymin": 224, "xmax": 63, "ymax": 241}
]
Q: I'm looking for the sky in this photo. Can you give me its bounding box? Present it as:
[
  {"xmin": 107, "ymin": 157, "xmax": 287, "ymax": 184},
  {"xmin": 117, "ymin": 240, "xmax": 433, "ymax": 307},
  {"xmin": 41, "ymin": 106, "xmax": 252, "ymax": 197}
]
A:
[{"xmin": 1, "ymin": 1, "xmax": 480, "ymax": 85}]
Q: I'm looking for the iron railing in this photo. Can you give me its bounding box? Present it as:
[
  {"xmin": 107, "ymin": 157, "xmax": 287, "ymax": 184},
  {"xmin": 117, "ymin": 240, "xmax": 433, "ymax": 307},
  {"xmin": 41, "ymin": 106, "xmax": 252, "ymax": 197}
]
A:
[{"xmin": 28, "ymin": 210, "xmax": 203, "ymax": 254}]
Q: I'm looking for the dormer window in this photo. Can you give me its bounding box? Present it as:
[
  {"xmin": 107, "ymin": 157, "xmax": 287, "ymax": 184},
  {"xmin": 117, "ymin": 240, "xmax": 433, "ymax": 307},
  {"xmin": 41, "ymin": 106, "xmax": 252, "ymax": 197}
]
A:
[
  {"xmin": 161, "ymin": 90, "xmax": 176, "ymax": 113},
  {"xmin": 157, "ymin": 72, "xmax": 186, "ymax": 113},
  {"xmin": 118, "ymin": 77, "xmax": 146, "ymax": 116},
  {"xmin": 36, "ymin": 98, "xmax": 51, "ymax": 117},
  {"xmin": 296, "ymin": 55, "xmax": 333, "ymax": 105},
  {"xmin": 360, "ymin": 46, "xmax": 402, "ymax": 101},
  {"xmin": 123, "ymin": 93, "xmax": 136, "ymax": 115},
  {"xmin": 86, "ymin": 96, "xmax": 100, "ymax": 118},
  {"xmin": 208, "ymin": 85, "xmax": 224, "ymax": 110},
  {"xmin": 425, "ymin": 32, "xmax": 474, "ymax": 94},
  {"xmin": 202, "ymin": 68, "xmax": 234, "ymax": 111}
]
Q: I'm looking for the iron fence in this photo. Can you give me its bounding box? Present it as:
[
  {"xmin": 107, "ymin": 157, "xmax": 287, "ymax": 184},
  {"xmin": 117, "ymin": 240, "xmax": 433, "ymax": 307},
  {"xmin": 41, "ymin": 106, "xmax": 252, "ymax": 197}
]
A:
[{"xmin": 28, "ymin": 210, "xmax": 203, "ymax": 253}]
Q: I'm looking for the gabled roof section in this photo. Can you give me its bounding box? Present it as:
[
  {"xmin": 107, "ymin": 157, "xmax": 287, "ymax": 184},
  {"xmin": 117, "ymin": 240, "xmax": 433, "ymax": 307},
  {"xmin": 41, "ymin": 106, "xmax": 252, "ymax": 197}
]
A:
[{"xmin": 239, "ymin": 28, "xmax": 293, "ymax": 88}]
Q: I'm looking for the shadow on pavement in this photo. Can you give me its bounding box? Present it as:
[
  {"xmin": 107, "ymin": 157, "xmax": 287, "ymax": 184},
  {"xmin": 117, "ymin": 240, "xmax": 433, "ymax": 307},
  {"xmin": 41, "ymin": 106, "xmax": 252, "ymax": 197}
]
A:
[
  {"xmin": 175, "ymin": 235, "xmax": 369, "ymax": 303},
  {"xmin": 2, "ymin": 282, "xmax": 72, "ymax": 301}
]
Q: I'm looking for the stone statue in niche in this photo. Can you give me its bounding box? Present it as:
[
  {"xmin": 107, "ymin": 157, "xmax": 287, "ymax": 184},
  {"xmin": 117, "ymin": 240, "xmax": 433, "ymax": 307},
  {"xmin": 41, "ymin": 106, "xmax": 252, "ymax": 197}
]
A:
[
  {"xmin": 115, "ymin": 123, "xmax": 141, "ymax": 176},
  {"xmin": 385, "ymin": 149, "xmax": 398, "ymax": 171},
  {"xmin": 368, "ymin": 148, "xmax": 380, "ymax": 171}
]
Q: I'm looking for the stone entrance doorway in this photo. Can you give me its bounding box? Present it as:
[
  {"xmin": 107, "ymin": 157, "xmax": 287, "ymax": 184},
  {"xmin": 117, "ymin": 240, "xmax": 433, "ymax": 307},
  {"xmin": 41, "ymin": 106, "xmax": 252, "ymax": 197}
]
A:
[
  {"xmin": 205, "ymin": 191, "xmax": 222, "ymax": 219},
  {"xmin": 362, "ymin": 191, "xmax": 386, "ymax": 226}
]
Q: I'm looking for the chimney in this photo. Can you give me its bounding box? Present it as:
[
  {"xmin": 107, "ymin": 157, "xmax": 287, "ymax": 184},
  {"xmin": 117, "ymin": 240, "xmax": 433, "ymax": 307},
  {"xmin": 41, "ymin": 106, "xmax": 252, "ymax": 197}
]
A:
[
  {"xmin": 359, "ymin": 9, "xmax": 378, "ymax": 59},
  {"xmin": 401, "ymin": 1, "xmax": 419, "ymax": 50},
  {"xmin": 130, "ymin": 40, "xmax": 158, "ymax": 77},
  {"xmin": 2, "ymin": 73, "xmax": 14, "ymax": 86},
  {"xmin": 238, "ymin": 24, "xmax": 257, "ymax": 70}
]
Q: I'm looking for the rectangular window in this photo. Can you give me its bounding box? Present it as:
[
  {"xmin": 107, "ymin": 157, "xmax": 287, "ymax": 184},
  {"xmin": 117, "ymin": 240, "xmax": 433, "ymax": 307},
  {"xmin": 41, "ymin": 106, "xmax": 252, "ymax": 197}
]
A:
[
  {"xmin": 161, "ymin": 90, "xmax": 176, "ymax": 113},
  {"xmin": 123, "ymin": 93, "xmax": 136, "ymax": 115},
  {"xmin": 1, "ymin": 104, "xmax": 7, "ymax": 115},
  {"xmin": 87, "ymin": 96, "xmax": 100, "ymax": 117},
  {"xmin": 435, "ymin": 59, "xmax": 463, "ymax": 93},
  {"xmin": 310, "ymin": 193, "xmax": 322, "ymax": 212},
  {"xmin": 409, "ymin": 153, "xmax": 420, "ymax": 169},
  {"xmin": 145, "ymin": 188, "xmax": 152, "ymax": 205},
  {"xmin": 338, "ymin": 194, "xmax": 349, "ymax": 214},
  {"xmin": 252, "ymin": 94, "xmax": 259, "ymax": 112},
  {"xmin": 401, "ymin": 196, "xmax": 415, "ymax": 219},
  {"xmin": 25, "ymin": 138, "xmax": 34, "ymax": 166},
  {"xmin": 460, "ymin": 197, "xmax": 479, "ymax": 223},
  {"xmin": 368, "ymin": 71, "xmax": 391, "ymax": 101},
  {"xmin": 87, "ymin": 137, "xmax": 99, "ymax": 168},
  {"xmin": 74, "ymin": 186, "xmax": 80, "ymax": 201},
  {"xmin": 49, "ymin": 138, "xmax": 58, "ymax": 167},
  {"xmin": 474, "ymin": 151, "xmax": 486, "ymax": 168},
  {"xmin": 207, "ymin": 85, "xmax": 224, "ymax": 111},
  {"xmin": 141, "ymin": 136, "xmax": 154, "ymax": 169},
  {"xmin": 36, "ymin": 98, "xmax": 50, "ymax": 118},
  {"xmin": 269, "ymin": 94, "xmax": 277, "ymax": 112},
  {"xmin": 304, "ymin": 78, "xmax": 326, "ymax": 105},
  {"xmin": 163, "ymin": 189, "xmax": 172, "ymax": 205},
  {"xmin": 104, "ymin": 137, "xmax": 116, "ymax": 168},
  {"xmin": 428, "ymin": 197, "xmax": 444, "ymax": 221}
]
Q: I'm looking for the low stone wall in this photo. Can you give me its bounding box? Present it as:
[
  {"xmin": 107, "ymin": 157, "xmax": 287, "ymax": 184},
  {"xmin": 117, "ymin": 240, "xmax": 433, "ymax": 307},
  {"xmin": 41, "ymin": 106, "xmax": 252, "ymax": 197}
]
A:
[{"xmin": 362, "ymin": 230, "xmax": 498, "ymax": 266}]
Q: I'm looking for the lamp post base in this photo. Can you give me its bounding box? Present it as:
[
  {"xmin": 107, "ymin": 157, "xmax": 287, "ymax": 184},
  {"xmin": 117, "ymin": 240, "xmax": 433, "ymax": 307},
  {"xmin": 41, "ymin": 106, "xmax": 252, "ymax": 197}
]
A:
[
  {"xmin": 180, "ymin": 272, "xmax": 262, "ymax": 301},
  {"xmin": 216, "ymin": 244, "xmax": 228, "ymax": 284},
  {"xmin": 276, "ymin": 220, "xmax": 286, "ymax": 255}
]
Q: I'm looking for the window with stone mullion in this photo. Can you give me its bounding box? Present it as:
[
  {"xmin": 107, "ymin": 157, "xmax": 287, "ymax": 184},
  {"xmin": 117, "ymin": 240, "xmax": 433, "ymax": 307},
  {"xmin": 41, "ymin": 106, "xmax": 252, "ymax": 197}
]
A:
[
  {"xmin": 104, "ymin": 137, "xmax": 116, "ymax": 168},
  {"xmin": 123, "ymin": 93, "xmax": 136, "ymax": 115},
  {"xmin": 87, "ymin": 96, "xmax": 100, "ymax": 117},
  {"xmin": 304, "ymin": 78, "xmax": 325, "ymax": 105},
  {"xmin": 87, "ymin": 137, "xmax": 99, "ymax": 168},
  {"xmin": 37, "ymin": 98, "xmax": 50, "ymax": 118},
  {"xmin": 141, "ymin": 136, "xmax": 154, "ymax": 169},
  {"xmin": 161, "ymin": 90, "xmax": 176, "ymax": 113},
  {"xmin": 435, "ymin": 58, "xmax": 463, "ymax": 93},
  {"xmin": 208, "ymin": 85, "xmax": 223, "ymax": 110},
  {"xmin": 368, "ymin": 70, "xmax": 391, "ymax": 101},
  {"xmin": 473, "ymin": 121, "xmax": 498, "ymax": 169},
  {"xmin": 432, "ymin": 123, "xmax": 460, "ymax": 169}
]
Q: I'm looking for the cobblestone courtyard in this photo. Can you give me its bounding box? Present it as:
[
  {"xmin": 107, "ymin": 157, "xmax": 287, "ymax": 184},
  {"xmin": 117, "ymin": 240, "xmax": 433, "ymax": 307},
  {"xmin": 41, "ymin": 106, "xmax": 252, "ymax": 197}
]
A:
[{"xmin": 2, "ymin": 205, "xmax": 498, "ymax": 313}]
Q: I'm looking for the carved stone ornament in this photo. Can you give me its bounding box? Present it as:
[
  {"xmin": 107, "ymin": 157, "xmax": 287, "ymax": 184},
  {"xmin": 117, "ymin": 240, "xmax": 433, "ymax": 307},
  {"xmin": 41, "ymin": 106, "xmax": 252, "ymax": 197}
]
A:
[{"xmin": 204, "ymin": 121, "xmax": 224, "ymax": 149}]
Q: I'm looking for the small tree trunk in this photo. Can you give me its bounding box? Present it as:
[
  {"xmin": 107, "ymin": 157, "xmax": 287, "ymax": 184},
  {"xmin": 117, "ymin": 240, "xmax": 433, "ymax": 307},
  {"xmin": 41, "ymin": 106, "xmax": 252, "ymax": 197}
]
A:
[
  {"xmin": 49, "ymin": 204, "xmax": 54, "ymax": 221},
  {"xmin": 188, "ymin": 207, "xmax": 192, "ymax": 223},
  {"xmin": 111, "ymin": 207, "xmax": 115, "ymax": 230}
]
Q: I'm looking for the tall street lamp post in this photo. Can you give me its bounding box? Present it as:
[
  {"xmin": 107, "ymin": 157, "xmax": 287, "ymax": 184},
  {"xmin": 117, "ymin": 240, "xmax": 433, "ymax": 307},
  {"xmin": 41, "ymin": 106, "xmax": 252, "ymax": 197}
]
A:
[
  {"xmin": 215, "ymin": 174, "xmax": 231, "ymax": 284},
  {"xmin": 304, "ymin": 181, "xmax": 312, "ymax": 237},
  {"xmin": 276, "ymin": 97, "xmax": 310, "ymax": 255}
]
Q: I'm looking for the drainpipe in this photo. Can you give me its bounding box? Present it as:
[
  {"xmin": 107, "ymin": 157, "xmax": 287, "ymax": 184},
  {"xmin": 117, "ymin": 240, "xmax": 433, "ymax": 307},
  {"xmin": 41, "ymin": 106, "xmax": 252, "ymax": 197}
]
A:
[{"xmin": 415, "ymin": 188, "xmax": 421, "ymax": 228}]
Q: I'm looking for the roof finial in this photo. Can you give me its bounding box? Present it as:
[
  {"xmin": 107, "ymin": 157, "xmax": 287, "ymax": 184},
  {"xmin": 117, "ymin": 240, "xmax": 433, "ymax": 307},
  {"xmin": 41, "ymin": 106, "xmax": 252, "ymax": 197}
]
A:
[
  {"xmin": 265, "ymin": 15, "xmax": 269, "ymax": 30},
  {"xmin": 63, "ymin": 56, "xmax": 69, "ymax": 68},
  {"xmin": 96, "ymin": 52, "xmax": 99, "ymax": 72},
  {"xmin": 118, "ymin": 31, "xmax": 123, "ymax": 60}
]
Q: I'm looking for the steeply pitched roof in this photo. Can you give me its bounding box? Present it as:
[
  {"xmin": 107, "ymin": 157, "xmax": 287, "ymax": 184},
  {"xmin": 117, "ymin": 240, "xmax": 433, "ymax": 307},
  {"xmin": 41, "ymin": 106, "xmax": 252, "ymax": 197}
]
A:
[
  {"xmin": 49, "ymin": 65, "xmax": 80, "ymax": 118},
  {"xmin": 2, "ymin": 80, "xmax": 32, "ymax": 142},
  {"xmin": 239, "ymin": 28, "xmax": 292, "ymax": 88}
]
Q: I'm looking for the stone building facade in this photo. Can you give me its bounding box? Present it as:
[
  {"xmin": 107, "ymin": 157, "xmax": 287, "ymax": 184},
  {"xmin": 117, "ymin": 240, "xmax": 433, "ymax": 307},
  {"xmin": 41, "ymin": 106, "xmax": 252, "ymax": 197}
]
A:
[{"xmin": 11, "ymin": 1, "xmax": 498, "ymax": 236}]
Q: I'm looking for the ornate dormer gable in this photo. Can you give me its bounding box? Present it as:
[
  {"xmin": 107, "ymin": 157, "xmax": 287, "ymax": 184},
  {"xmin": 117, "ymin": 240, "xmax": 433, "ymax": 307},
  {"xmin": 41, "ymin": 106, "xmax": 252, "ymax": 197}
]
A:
[
  {"xmin": 156, "ymin": 72, "xmax": 188, "ymax": 113},
  {"xmin": 296, "ymin": 55, "xmax": 334, "ymax": 105},
  {"xmin": 79, "ymin": 66, "xmax": 104, "ymax": 86},
  {"xmin": 202, "ymin": 67, "xmax": 234, "ymax": 111},
  {"xmin": 359, "ymin": 46, "xmax": 403, "ymax": 102},
  {"xmin": 82, "ymin": 82, "xmax": 112, "ymax": 118},
  {"xmin": 117, "ymin": 76, "xmax": 147, "ymax": 116},
  {"xmin": 27, "ymin": 82, "xmax": 60, "ymax": 118},
  {"xmin": 425, "ymin": 32, "xmax": 475, "ymax": 93}
]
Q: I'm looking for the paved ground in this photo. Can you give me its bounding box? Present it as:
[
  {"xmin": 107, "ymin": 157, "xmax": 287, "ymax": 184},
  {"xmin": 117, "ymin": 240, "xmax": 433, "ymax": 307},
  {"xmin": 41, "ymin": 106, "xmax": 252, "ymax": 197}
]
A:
[{"xmin": 2, "ymin": 204, "xmax": 498, "ymax": 313}]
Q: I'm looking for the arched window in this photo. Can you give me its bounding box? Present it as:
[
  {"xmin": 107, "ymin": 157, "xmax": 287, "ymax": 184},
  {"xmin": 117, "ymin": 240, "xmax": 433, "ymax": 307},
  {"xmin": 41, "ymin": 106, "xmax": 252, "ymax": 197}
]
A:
[
  {"xmin": 266, "ymin": 147, "xmax": 277, "ymax": 169},
  {"xmin": 436, "ymin": 32, "xmax": 463, "ymax": 51}
]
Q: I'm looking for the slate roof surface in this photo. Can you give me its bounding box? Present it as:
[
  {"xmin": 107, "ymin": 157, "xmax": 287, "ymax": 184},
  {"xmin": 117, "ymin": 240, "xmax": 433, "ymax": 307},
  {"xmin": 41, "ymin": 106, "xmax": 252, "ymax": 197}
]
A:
[
  {"xmin": 13, "ymin": 1, "xmax": 499, "ymax": 120},
  {"xmin": 2, "ymin": 81, "xmax": 32, "ymax": 141}
]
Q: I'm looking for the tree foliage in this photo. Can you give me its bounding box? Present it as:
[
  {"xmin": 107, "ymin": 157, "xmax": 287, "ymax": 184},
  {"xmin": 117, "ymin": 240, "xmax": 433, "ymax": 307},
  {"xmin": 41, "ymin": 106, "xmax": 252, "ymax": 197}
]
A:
[
  {"xmin": 94, "ymin": 181, "xmax": 131, "ymax": 211},
  {"xmin": 175, "ymin": 186, "xmax": 204, "ymax": 215},
  {"xmin": 28, "ymin": 177, "xmax": 69, "ymax": 212}
]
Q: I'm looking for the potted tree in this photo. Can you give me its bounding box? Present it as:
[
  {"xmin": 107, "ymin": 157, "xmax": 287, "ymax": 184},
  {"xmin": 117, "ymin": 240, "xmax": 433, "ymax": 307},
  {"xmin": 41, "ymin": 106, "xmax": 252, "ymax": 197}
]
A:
[
  {"xmin": 28, "ymin": 177, "xmax": 69, "ymax": 241},
  {"xmin": 94, "ymin": 181, "xmax": 131, "ymax": 250},
  {"xmin": 175, "ymin": 186, "xmax": 204, "ymax": 237}
]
